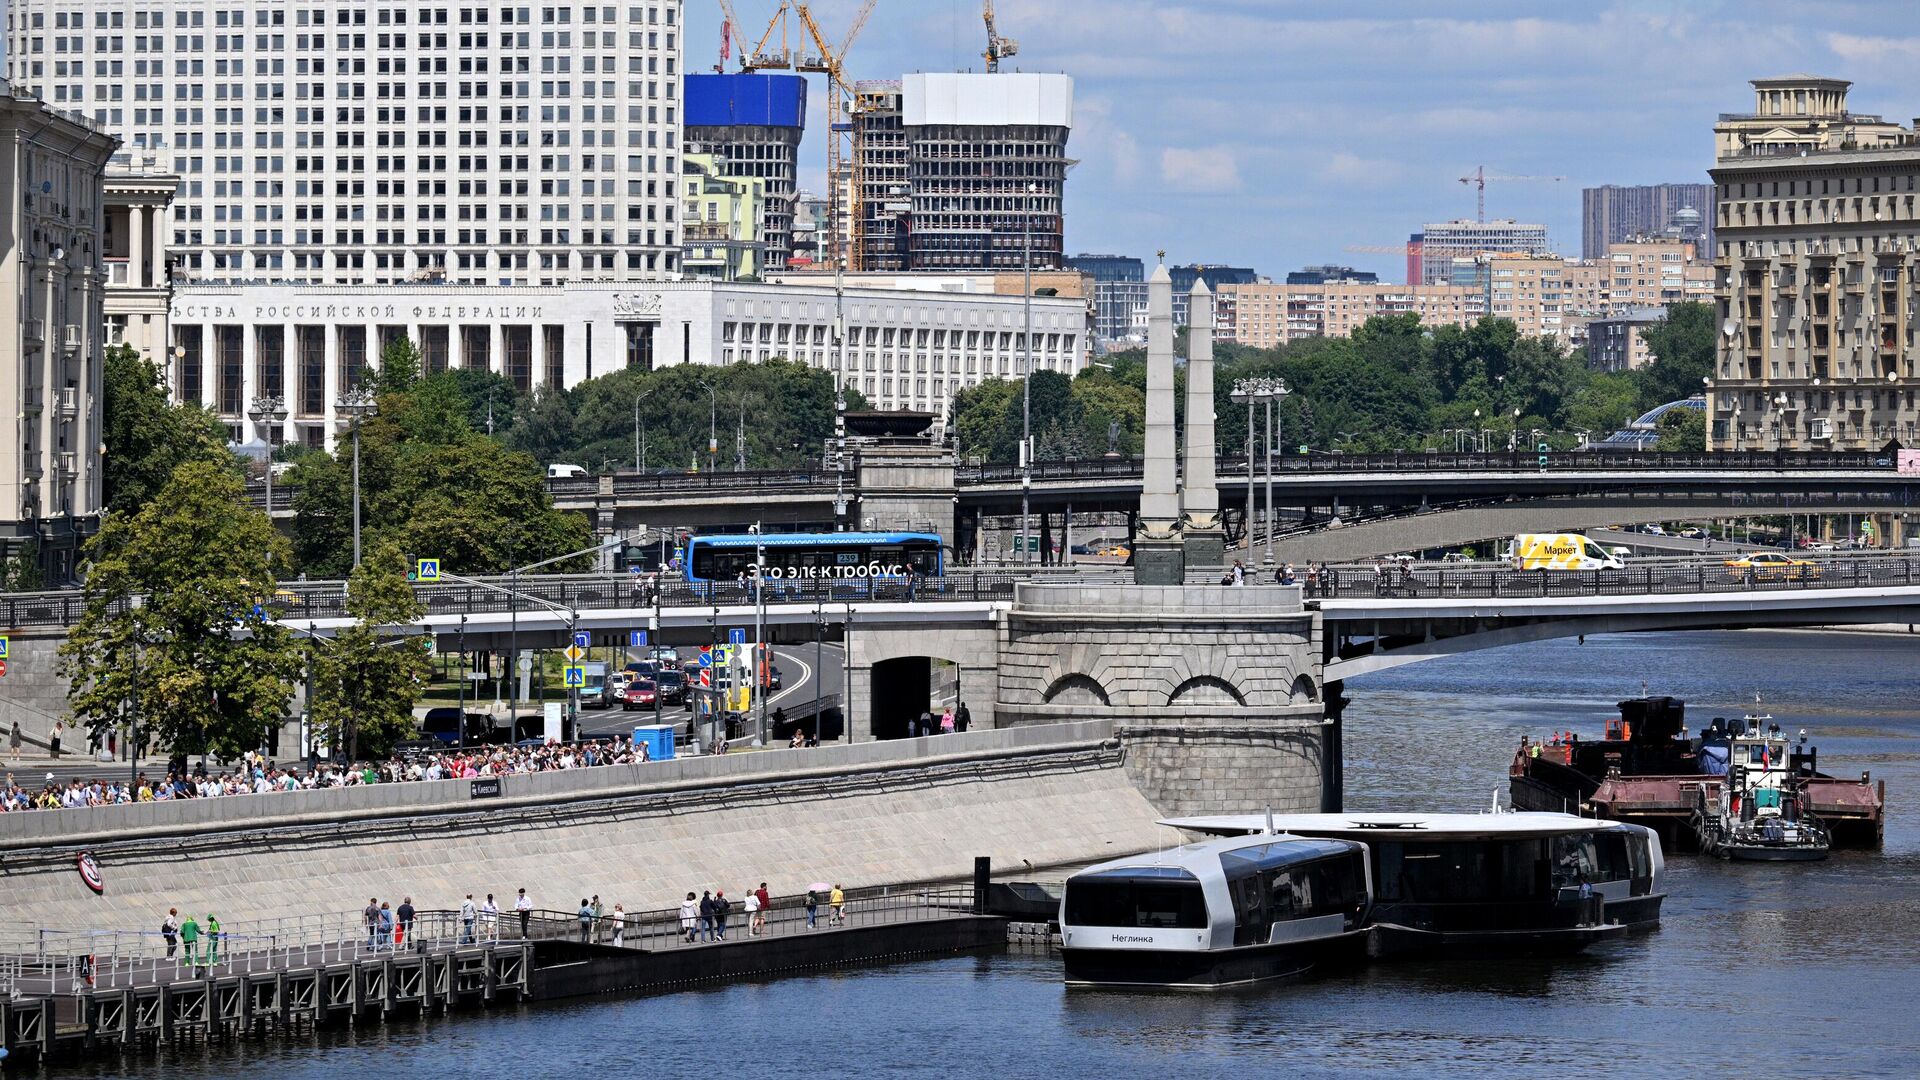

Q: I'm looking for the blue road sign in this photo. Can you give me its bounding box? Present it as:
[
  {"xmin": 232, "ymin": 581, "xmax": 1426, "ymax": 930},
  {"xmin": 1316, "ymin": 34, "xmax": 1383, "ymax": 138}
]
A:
[
  {"xmin": 728, "ymin": 628, "xmax": 747, "ymax": 645},
  {"xmin": 0, "ymin": 635, "xmax": 9, "ymax": 659},
  {"xmin": 572, "ymin": 630, "xmax": 591, "ymax": 649},
  {"xmin": 563, "ymin": 665, "xmax": 586, "ymax": 688},
  {"xmin": 629, "ymin": 564, "xmax": 644, "ymax": 575},
  {"xmin": 416, "ymin": 558, "xmax": 441, "ymax": 582},
  {"xmin": 696, "ymin": 649, "xmax": 713, "ymax": 668},
  {"xmin": 629, "ymin": 630, "xmax": 649, "ymax": 647}
]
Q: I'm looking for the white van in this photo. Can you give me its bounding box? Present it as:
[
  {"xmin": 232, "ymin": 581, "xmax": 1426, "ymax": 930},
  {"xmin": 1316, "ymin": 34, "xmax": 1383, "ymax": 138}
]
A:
[
  {"xmin": 546, "ymin": 463, "xmax": 588, "ymax": 479},
  {"xmin": 1510, "ymin": 533, "xmax": 1626, "ymax": 571}
]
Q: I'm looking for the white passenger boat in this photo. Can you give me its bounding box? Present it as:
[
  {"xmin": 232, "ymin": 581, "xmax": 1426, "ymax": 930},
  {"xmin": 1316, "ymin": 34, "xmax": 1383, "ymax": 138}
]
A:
[
  {"xmin": 1059, "ymin": 832, "xmax": 1373, "ymax": 988},
  {"xmin": 1161, "ymin": 812, "xmax": 1663, "ymax": 957}
]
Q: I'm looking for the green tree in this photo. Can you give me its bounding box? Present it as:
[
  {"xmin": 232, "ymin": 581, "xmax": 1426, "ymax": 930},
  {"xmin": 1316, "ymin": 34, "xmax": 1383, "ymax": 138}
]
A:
[
  {"xmin": 0, "ymin": 540, "xmax": 43, "ymax": 592},
  {"xmin": 506, "ymin": 383, "xmax": 578, "ymax": 466},
  {"xmin": 373, "ymin": 336, "xmax": 423, "ymax": 394},
  {"xmin": 101, "ymin": 343, "xmax": 233, "ymax": 515},
  {"xmin": 1654, "ymin": 404, "xmax": 1706, "ymax": 451},
  {"xmin": 309, "ymin": 540, "xmax": 431, "ymax": 761},
  {"xmin": 60, "ymin": 460, "xmax": 300, "ymax": 759},
  {"xmin": 1637, "ymin": 301, "xmax": 1716, "ymax": 410}
]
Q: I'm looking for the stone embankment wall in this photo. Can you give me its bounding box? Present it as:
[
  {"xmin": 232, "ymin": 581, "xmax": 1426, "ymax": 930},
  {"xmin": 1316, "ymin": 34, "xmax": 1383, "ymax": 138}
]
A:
[{"xmin": 0, "ymin": 722, "xmax": 1171, "ymax": 934}]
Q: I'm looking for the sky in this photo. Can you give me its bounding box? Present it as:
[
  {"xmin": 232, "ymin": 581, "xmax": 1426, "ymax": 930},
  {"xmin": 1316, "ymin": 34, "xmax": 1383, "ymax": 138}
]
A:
[{"xmin": 684, "ymin": 0, "xmax": 1920, "ymax": 282}]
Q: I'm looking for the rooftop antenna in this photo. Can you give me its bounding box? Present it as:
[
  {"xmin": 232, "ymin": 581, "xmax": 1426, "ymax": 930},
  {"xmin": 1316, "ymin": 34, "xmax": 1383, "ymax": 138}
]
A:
[{"xmin": 1264, "ymin": 805, "xmax": 1275, "ymax": 836}]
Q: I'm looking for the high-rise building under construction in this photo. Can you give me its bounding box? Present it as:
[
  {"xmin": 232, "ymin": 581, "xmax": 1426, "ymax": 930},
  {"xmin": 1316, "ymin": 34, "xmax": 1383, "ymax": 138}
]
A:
[{"xmin": 851, "ymin": 72, "xmax": 1072, "ymax": 272}]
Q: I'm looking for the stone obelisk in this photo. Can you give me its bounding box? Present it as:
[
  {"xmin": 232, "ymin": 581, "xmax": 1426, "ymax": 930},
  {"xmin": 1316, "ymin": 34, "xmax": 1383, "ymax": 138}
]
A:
[
  {"xmin": 1181, "ymin": 278, "xmax": 1224, "ymax": 568},
  {"xmin": 1134, "ymin": 258, "xmax": 1185, "ymax": 584}
]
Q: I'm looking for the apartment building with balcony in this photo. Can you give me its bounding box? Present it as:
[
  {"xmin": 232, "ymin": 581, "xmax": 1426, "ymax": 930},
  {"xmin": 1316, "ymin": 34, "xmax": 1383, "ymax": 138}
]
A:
[{"xmin": 1708, "ymin": 75, "xmax": 1920, "ymax": 450}]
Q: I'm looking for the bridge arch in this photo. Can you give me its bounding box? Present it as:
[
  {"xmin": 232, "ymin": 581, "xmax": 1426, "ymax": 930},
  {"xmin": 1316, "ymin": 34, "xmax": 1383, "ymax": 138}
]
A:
[
  {"xmin": 1043, "ymin": 674, "xmax": 1111, "ymax": 707},
  {"xmin": 1167, "ymin": 675, "xmax": 1245, "ymax": 707},
  {"xmin": 1289, "ymin": 674, "xmax": 1320, "ymax": 703}
]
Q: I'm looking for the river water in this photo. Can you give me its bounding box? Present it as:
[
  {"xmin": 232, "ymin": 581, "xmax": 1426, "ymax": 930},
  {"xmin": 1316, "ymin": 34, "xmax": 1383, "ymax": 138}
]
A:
[{"xmin": 32, "ymin": 630, "xmax": 1920, "ymax": 1078}]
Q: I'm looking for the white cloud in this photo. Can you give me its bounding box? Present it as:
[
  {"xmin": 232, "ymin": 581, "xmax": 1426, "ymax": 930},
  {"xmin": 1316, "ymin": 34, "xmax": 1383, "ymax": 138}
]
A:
[
  {"xmin": 1319, "ymin": 151, "xmax": 1402, "ymax": 189},
  {"xmin": 1825, "ymin": 32, "xmax": 1920, "ymax": 66},
  {"xmin": 1159, "ymin": 146, "xmax": 1243, "ymax": 194}
]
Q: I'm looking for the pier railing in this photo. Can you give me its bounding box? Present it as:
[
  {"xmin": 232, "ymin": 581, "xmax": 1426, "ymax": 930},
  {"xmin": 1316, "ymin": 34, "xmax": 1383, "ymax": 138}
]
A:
[
  {"xmin": 0, "ymin": 883, "xmax": 978, "ymax": 997},
  {"xmin": 1306, "ymin": 551, "xmax": 1920, "ymax": 601}
]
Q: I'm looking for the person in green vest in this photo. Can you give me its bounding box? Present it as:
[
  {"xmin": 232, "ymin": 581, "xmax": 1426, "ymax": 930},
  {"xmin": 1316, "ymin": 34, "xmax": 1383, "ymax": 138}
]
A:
[
  {"xmin": 204, "ymin": 914, "xmax": 221, "ymax": 967},
  {"xmin": 179, "ymin": 913, "xmax": 201, "ymax": 967}
]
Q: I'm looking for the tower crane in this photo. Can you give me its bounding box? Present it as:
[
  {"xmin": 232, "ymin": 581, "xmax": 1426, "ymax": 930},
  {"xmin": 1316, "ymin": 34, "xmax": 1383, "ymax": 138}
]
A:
[
  {"xmin": 714, "ymin": 0, "xmax": 796, "ymax": 72},
  {"xmin": 1458, "ymin": 166, "xmax": 1566, "ymax": 222},
  {"xmin": 983, "ymin": 1, "xmax": 1018, "ymax": 73},
  {"xmin": 794, "ymin": 0, "xmax": 878, "ymax": 270}
]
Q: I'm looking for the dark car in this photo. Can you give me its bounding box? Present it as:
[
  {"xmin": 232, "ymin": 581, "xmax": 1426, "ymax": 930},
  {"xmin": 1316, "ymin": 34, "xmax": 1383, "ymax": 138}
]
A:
[
  {"xmin": 654, "ymin": 668, "xmax": 687, "ymax": 706},
  {"xmin": 420, "ymin": 707, "xmax": 491, "ymax": 746}
]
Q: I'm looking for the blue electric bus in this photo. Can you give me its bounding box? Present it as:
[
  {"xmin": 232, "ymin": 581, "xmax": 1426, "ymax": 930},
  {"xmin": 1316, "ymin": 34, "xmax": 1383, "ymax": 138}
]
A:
[{"xmin": 682, "ymin": 532, "xmax": 944, "ymax": 587}]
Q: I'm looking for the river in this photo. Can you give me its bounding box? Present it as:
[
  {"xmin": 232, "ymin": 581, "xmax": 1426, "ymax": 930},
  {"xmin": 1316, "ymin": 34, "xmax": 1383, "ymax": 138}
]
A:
[{"xmin": 33, "ymin": 630, "xmax": 1920, "ymax": 1078}]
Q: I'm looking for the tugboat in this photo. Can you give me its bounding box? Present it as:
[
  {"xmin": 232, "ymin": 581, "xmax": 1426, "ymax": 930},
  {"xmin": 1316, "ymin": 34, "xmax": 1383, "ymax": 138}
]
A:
[
  {"xmin": 1510, "ymin": 694, "xmax": 1884, "ymax": 851},
  {"xmin": 1693, "ymin": 704, "xmax": 1831, "ymax": 862}
]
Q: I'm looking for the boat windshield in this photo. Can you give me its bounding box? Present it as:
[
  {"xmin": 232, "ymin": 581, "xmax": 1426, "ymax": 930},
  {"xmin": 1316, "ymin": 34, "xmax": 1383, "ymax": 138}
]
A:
[
  {"xmin": 1063, "ymin": 869, "xmax": 1208, "ymax": 930},
  {"xmin": 1372, "ymin": 832, "xmax": 1639, "ymax": 902}
]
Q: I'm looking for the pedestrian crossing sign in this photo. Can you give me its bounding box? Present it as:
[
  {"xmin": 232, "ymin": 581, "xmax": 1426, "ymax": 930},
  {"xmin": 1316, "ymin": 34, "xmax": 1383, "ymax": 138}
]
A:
[
  {"xmin": 0, "ymin": 635, "xmax": 9, "ymax": 659},
  {"xmin": 563, "ymin": 665, "xmax": 586, "ymax": 688},
  {"xmin": 415, "ymin": 558, "xmax": 441, "ymax": 582}
]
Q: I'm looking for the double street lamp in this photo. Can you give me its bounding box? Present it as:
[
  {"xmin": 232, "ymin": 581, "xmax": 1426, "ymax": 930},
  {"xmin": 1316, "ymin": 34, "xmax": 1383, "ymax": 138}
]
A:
[
  {"xmin": 248, "ymin": 394, "xmax": 288, "ymax": 514},
  {"xmin": 633, "ymin": 387, "xmax": 654, "ymax": 473},
  {"xmin": 695, "ymin": 380, "xmax": 718, "ymax": 475},
  {"xmin": 335, "ymin": 386, "xmax": 379, "ymax": 568},
  {"xmin": 1019, "ymin": 180, "xmax": 1039, "ymax": 565},
  {"xmin": 1230, "ymin": 377, "xmax": 1288, "ymax": 567}
]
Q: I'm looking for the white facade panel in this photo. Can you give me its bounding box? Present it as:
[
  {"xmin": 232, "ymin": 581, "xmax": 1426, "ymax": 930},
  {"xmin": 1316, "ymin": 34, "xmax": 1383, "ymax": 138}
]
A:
[{"xmin": 903, "ymin": 72, "xmax": 1072, "ymax": 128}]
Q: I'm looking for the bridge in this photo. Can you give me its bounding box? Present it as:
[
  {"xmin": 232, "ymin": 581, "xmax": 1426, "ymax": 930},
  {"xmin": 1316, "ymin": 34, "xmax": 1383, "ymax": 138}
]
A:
[{"xmin": 246, "ymin": 451, "xmax": 1920, "ymax": 549}]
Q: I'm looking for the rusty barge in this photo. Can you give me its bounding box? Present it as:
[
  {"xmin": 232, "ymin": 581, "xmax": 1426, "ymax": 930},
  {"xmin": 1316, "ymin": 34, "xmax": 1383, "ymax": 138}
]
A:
[{"xmin": 1509, "ymin": 696, "xmax": 1885, "ymax": 852}]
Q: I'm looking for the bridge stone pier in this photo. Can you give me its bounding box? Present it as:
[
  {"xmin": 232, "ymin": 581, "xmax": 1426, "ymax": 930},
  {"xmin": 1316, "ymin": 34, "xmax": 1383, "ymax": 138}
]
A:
[{"xmin": 992, "ymin": 584, "xmax": 1331, "ymax": 817}]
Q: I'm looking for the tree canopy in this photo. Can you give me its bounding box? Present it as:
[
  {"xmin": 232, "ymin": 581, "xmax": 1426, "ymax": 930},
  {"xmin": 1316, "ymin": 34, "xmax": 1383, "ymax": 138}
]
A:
[
  {"xmin": 308, "ymin": 539, "xmax": 431, "ymax": 760},
  {"xmin": 61, "ymin": 460, "xmax": 301, "ymax": 759},
  {"xmin": 953, "ymin": 304, "xmax": 1719, "ymax": 462},
  {"xmin": 101, "ymin": 344, "xmax": 234, "ymax": 516}
]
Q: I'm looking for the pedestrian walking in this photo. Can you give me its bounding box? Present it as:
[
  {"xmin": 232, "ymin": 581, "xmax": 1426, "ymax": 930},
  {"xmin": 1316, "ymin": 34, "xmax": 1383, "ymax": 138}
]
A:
[
  {"xmin": 1231, "ymin": 560, "xmax": 1246, "ymax": 586},
  {"xmin": 698, "ymin": 890, "xmax": 716, "ymax": 942},
  {"xmin": 161, "ymin": 908, "xmax": 181, "ymax": 958},
  {"xmin": 376, "ymin": 903, "xmax": 394, "ymax": 952},
  {"xmin": 591, "ymin": 894, "xmax": 604, "ymax": 943},
  {"xmin": 576, "ymin": 898, "xmax": 593, "ymax": 943},
  {"xmin": 940, "ymin": 705, "xmax": 956, "ymax": 734},
  {"xmin": 515, "ymin": 888, "xmax": 533, "ymax": 939},
  {"xmin": 679, "ymin": 892, "xmax": 700, "ymax": 943},
  {"xmin": 481, "ymin": 894, "xmax": 499, "ymax": 941},
  {"xmin": 955, "ymin": 702, "xmax": 971, "ymax": 733},
  {"xmin": 712, "ymin": 890, "xmax": 731, "ymax": 940},
  {"xmin": 755, "ymin": 882, "xmax": 771, "ymax": 935},
  {"xmin": 204, "ymin": 914, "xmax": 222, "ymax": 967},
  {"xmin": 829, "ymin": 884, "xmax": 846, "ymax": 926},
  {"xmin": 1305, "ymin": 563, "xmax": 1321, "ymax": 597},
  {"xmin": 805, "ymin": 890, "xmax": 819, "ymax": 930},
  {"xmin": 611, "ymin": 904, "xmax": 626, "ymax": 948},
  {"xmin": 744, "ymin": 887, "xmax": 763, "ymax": 936},
  {"xmin": 179, "ymin": 912, "xmax": 201, "ymax": 967},
  {"xmin": 9, "ymin": 720, "xmax": 21, "ymax": 763},
  {"xmin": 460, "ymin": 893, "xmax": 477, "ymax": 944},
  {"xmin": 396, "ymin": 896, "xmax": 416, "ymax": 949},
  {"xmin": 364, "ymin": 897, "xmax": 381, "ymax": 949},
  {"xmin": 49, "ymin": 721, "xmax": 63, "ymax": 759}
]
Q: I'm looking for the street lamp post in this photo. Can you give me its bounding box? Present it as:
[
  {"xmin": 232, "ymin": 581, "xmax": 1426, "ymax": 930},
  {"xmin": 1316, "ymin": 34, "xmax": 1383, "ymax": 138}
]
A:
[
  {"xmin": 696, "ymin": 380, "xmax": 717, "ymax": 475},
  {"xmin": 1019, "ymin": 180, "xmax": 1038, "ymax": 565},
  {"xmin": 633, "ymin": 388, "xmax": 653, "ymax": 473},
  {"xmin": 456, "ymin": 614, "xmax": 468, "ymax": 751},
  {"xmin": 248, "ymin": 394, "xmax": 289, "ymax": 515},
  {"xmin": 1230, "ymin": 377, "xmax": 1288, "ymax": 566},
  {"xmin": 749, "ymin": 523, "xmax": 767, "ymax": 747},
  {"xmin": 335, "ymin": 387, "xmax": 380, "ymax": 567}
]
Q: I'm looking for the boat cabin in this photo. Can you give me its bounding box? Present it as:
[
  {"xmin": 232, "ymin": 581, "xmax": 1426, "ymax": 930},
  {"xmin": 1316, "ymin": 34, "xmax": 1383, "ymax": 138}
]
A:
[
  {"xmin": 1162, "ymin": 812, "xmax": 1664, "ymax": 956},
  {"xmin": 1059, "ymin": 834, "xmax": 1371, "ymax": 988}
]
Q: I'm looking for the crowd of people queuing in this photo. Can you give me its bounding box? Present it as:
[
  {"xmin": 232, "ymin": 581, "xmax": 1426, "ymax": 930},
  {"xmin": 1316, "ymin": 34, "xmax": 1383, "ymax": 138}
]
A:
[{"xmin": 0, "ymin": 736, "xmax": 658, "ymax": 812}]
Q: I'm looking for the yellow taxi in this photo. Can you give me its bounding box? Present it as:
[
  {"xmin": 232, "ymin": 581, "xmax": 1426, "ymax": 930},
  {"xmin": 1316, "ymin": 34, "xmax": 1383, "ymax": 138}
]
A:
[{"xmin": 1723, "ymin": 551, "xmax": 1821, "ymax": 581}]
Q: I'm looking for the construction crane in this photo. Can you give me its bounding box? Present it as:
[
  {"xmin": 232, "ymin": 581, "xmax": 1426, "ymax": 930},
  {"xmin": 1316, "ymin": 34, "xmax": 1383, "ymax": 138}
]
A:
[
  {"xmin": 1458, "ymin": 166, "xmax": 1566, "ymax": 223},
  {"xmin": 715, "ymin": 0, "xmax": 796, "ymax": 72},
  {"xmin": 983, "ymin": 0, "xmax": 1018, "ymax": 73},
  {"xmin": 794, "ymin": 0, "xmax": 877, "ymax": 270}
]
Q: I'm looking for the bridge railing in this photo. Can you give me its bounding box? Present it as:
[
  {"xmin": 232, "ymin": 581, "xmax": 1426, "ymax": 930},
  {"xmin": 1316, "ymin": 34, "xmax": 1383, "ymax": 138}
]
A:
[
  {"xmin": 1307, "ymin": 552, "xmax": 1920, "ymax": 601},
  {"xmin": 955, "ymin": 449, "xmax": 1906, "ymax": 484}
]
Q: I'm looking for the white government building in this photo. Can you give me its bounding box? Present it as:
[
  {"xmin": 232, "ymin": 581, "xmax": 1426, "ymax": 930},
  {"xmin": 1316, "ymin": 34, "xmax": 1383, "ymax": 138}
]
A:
[
  {"xmin": 169, "ymin": 280, "xmax": 1088, "ymax": 446},
  {"xmin": 6, "ymin": 0, "xmax": 687, "ymax": 283}
]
